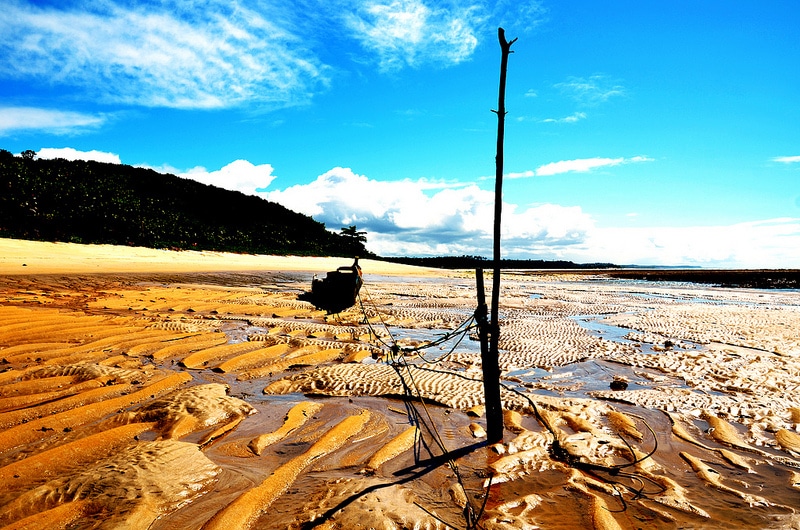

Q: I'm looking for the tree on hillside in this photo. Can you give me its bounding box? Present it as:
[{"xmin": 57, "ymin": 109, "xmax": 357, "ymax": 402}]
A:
[
  {"xmin": 339, "ymin": 225, "xmax": 368, "ymax": 256},
  {"xmin": 340, "ymin": 225, "xmax": 366, "ymax": 243},
  {"xmin": 0, "ymin": 154, "xmax": 358, "ymax": 257}
]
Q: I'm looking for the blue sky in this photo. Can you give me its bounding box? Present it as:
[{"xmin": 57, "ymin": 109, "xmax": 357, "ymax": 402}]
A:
[{"xmin": 2, "ymin": 0, "xmax": 799, "ymax": 267}]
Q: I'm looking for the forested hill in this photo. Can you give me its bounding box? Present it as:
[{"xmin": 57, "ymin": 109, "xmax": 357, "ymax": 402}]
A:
[{"xmin": 0, "ymin": 150, "xmax": 367, "ymax": 257}]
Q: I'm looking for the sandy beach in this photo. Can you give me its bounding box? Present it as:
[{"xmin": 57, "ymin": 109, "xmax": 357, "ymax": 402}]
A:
[{"xmin": 1, "ymin": 238, "xmax": 799, "ymax": 529}]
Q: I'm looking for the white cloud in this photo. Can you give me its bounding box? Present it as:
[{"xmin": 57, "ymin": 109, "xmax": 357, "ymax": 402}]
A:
[
  {"xmin": 264, "ymin": 166, "xmax": 436, "ymax": 223},
  {"xmin": 176, "ymin": 160, "xmax": 277, "ymax": 195},
  {"xmin": 345, "ymin": 0, "xmax": 481, "ymax": 71},
  {"xmin": 504, "ymin": 156, "xmax": 652, "ymax": 179},
  {"xmin": 21, "ymin": 144, "xmax": 793, "ymax": 267},
  {"xmin": 36, "ymin": 147, "xmax": 121, "ymax": 164},
  {"xmin": 0, "ymin": 0, "xmax": 326, "ymax": 109},
  {"xmin": 533, "ymin": 156, "xmax": 652, "ymax": 177},
  {"xmin": 773, "ymin": 155, "xmax": 800, "ymax": 164},
  {"xmin": 555, "ymin": 75, "xmax": 625, "ymax": 105},
  {"xmin": 491, "ymin": 0, "xmax": 547, "ymax": 35},
  {"xmin": 262, "ymin": 166, "xmax": 595, "ymax": 257},
  {"xmin": 502, "ymin": 203, "xmax": 593, "ymax": 251},
  {"xmin": 254, "ymin": 163, "xmax": 800, "ymax": 267},
  {"xmin": 29, "ymin": 151, "xmax": 276, "ymax": 196},
  {"xmin": 0, "ymin": 106, "xmax": 107, "ymax": 136},
  {"xmin": 578, "ymin": 218, "xmax": 800, "ymax": 268},
  {"xmin": 94, "ymin": 154, "xmax": 796, "ymax": 268},
  {"xmin": 542, "ymin": 111, "xmax": 586, "ymax": 124},
  {"xmin": 505, "ymin": 170, "xmax": 536, "ymax": 179},
  {"xmin": 0, "ymin": 0, "xmax": 543, "ymax": 115},
  {"xmin": 535, "ymin": 158, "xmax": 624, "ymax": 176},
  {"xmin": 139, "ymin": 162, "xmax": 184, "ymax": 176}
]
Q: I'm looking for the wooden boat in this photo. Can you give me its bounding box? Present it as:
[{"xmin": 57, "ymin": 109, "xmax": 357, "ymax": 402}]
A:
[{"xmin": 301, "ymin": 258, "xmax": 363, "ymax": 314}]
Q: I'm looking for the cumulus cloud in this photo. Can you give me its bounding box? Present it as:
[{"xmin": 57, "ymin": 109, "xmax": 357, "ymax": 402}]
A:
[
  {"xmin": 502, "ymin": 203, "xmax": 593, "ymax": 253},
  {"xmin": 176, "ymin": 160, "xmax": 277, "ymax": 196},
  {"xmin": 0, "ymin": 106, "xmax": 107, "ymax": 136},
  {"xmin": 31, "ymin": 150, "xmax": 275, "ymax": 196},
  {"xmin": 264, "ymin": 167, "xmax": 443, "ymax": 225},
  {"xmin": 0, "ymin": 0, "xmax": 326, "ymax": 109},
  {"xmin": 262, "ymin": 166, "xmax": 595, "ymax": 257},
  {"xmin": 258, "ymin": 165, "xmax": 800, "ymax": 267},
  {"xmin": 36, "ymin": 147, "xmax": 121, "ymax": 164},
  {"xmin": 96, "ymin": 154, "xmax": 800, "ymax": 267},
  {"xmin": 251, "ymin": 161, "xmax": 800, "ymax": 267}
]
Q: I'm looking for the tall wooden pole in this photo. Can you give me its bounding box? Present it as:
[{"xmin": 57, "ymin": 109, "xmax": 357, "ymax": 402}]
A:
[{"xmin": 483, "ymin": 27, "xmax": 517, "ymax": 444}]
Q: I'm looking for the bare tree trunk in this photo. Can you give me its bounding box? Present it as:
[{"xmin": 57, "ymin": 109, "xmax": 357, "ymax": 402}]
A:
[{"xmin": 483, "ymin": 27, "xmax": 517, "ymax": 444}]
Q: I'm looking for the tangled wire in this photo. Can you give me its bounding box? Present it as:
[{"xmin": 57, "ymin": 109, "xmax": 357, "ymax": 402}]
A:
[{"xmin": 350, "ymin": 283, "xmax": 663, "ymax": 528}]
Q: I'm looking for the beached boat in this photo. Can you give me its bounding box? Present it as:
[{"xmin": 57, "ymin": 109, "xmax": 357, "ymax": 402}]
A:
[{"xmin": 301, "ymin": 258, "xmax": 363, "ymax": 314}]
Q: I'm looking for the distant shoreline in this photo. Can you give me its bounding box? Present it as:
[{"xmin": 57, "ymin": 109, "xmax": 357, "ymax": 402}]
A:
[{"xmin": 528, "ymin": 268, "xmax": 799, "ymax": 290}]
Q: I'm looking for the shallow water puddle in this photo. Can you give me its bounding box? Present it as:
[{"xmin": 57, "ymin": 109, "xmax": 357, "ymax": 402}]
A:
[{"xmin": 570, "ymin": 313, "xmax": 656, "ymax": 350}]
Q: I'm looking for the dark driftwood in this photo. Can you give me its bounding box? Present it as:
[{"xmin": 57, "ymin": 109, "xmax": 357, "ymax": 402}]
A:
[{"xmin": 484, "ymin": 28, "xmax": 518, "ymax": 444}]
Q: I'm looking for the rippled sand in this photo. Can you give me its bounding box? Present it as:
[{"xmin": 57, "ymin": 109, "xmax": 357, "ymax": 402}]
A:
[{"xmin": 1, "ymin": 240, "xmax": 799, "ymax": 529}]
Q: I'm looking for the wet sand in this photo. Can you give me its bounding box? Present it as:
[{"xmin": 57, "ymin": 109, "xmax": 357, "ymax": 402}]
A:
[{"xmin": 1, "ymin": 239, "xmax": 799, "ymax": 529}]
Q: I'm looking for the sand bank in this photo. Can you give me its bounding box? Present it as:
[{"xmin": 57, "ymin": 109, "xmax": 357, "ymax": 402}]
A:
[
  {"xmin": 0, "ymin": 239, "xmax": 799, "ymax": 529},
  {"xmin": 0, "ymin": 237, "xmax": 441, "ymax": 276}
]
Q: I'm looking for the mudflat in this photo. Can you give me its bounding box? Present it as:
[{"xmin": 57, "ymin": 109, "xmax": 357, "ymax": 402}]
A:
[{"xmin": 1, "ymin": 238, "xmax": 799, "ymax": 529}]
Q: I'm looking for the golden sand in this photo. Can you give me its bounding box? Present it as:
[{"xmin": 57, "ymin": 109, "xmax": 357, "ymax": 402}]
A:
[
  {"xmin": 362, "ymin": 425, "xmax": 419, "ymax": 474},
  {"xmin": 1, "ymin": 238, "xmax": 799, "ymax": 529},
  {"xmin": 248, "ymin": 401, "xmax": 323, "ymax": 456},
  {"xmin": 0, "ymin": 237, "xmax": 440, "ymax": 276},
  {"xmin": 202, "ymin": 411, "xmax": 371, "ymax": 530}
]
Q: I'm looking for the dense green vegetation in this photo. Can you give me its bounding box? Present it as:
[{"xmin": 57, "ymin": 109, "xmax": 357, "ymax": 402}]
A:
[{"xmin": 0, "ymin": 149, "xmax": 368, "ymax": 257}]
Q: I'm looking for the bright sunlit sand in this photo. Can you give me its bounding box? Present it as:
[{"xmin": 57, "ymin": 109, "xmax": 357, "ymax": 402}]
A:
[
  {"xmin": 1, "ymin": 239, "xmax": 799, "ymax": 529},
  {"xmin": 0, "ymin": 238, "xmax": 439, "ymax": 276}
]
